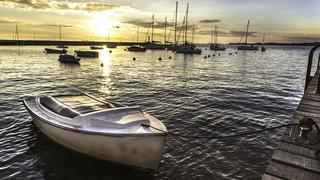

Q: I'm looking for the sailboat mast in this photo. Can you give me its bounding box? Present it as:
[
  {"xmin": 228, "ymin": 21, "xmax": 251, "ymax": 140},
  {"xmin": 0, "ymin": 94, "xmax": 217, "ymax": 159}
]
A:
[
  {"xmin": 137, "ymin": 26, "xmax": 139, "ymax": 42},
  {"xmin": 59, "ymin": 25, "xmax": 62, "ymax": 41},
  {"xmin": 151, "ymin": 14, "xmax": 154, "ymax": 42},
  {"xmin": 262, "ymin": 31, "xmax": 265, "ymax": 43},
  {"xmin": 164, "ymin": 17, "xmax": 167, "ymax": 43},
  {"xmin": 184, "ymin": 3, "xmax": 189, "ymax": 44},
  {"xmin": 214, "ymin": 25, "xmax": 218, "ymax": 45},
  {"xmin": 192, "ymin": 25, "xmax": 194, "ymax": 43},
  {"xmin": 245, "ymin": 20, "xmax": 249, "ymax": 44},
  {"xmin": 174, "ymin": 1, "xmax": 178, "ymax": 44},
  {"xmin": 15, "ymin": 23, "xmax": 19, "ymax": 41}
]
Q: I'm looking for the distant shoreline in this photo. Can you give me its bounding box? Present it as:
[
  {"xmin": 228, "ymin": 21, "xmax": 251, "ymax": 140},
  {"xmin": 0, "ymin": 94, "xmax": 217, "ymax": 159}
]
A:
[{"xmin": 0, "ymin": 39, "xmax": 319, "ymax": 46}]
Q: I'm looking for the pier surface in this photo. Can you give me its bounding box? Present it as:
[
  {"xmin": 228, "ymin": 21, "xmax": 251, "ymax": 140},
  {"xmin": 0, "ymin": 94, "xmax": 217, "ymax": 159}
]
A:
[{"xmin": 262, "ymin": 46, "xmax": 320, "ymax": 179}]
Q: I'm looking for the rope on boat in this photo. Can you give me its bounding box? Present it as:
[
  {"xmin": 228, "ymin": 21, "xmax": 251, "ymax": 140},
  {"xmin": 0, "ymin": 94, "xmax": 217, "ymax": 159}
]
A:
[{"xmin": 141, "ymin": 123, "xmax": 300, "ymax": 139}]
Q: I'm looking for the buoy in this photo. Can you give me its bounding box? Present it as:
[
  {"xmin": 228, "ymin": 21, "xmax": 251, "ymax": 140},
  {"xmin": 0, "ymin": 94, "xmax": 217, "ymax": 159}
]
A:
[
  {"xmin": 208, "ymin": 55, "xmax": 211, "ymax": 57},
  {"xmin": 218, "ymin": 53, "xmax": 221, "ymax": 56},
  {"xmin": 124, "ymin": 49, "xmax": 127, "ymax": 51},
  {"xmin": 205, "ymin": 48, "xmax": 207, "ymax": 50},
  {"xmin": 204, "ymin": 56, "xmax": 207, "ymax": 59},
  {"xmin": 133, "ymin": 57, "xmax": 136, "ymax": 61},
  {"xmin": 101, "ymin": 63, "xmax": 104, "ymax": 67},
  {"xmin": 168, "ymin": 56, "xmax": 172, "ymax": 59},
  {"xmin": 109, "ymin": 50, "xmax": 112, "ymax": 53},
  {"xmin": 213, "ymin": 54, "xmax": 215, "ymax": 56},
  {"xmin": 235, "ymin": 52, "xmax": 238, "ymax": 54},
  {"xmin": 229, "ymin": 53, "xmax": 232, "ymax": 55},
  {"xmin": 158, "ymin": 57, "xmax": 162, "ymax": 61}
]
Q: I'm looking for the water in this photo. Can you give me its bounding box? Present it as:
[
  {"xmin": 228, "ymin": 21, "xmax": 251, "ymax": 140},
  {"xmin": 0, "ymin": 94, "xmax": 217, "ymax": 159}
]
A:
[{"xmin": 0, "ymin": 45, "xmax": 314, "ymax": 179}]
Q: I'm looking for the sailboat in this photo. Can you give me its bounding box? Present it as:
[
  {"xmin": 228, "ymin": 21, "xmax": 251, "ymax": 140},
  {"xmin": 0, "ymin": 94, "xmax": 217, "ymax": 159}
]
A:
[
  {"xmin": 166, "ymin": 1, "xmax": 181, "ymax": 51},
  {"xmin": 210, "ymin": 25, "xmax": 226, "ymax": 51},
  {"xmin": 56, "ymin": 25, "xmax": 68, "ymax": 49},
  {"xmin": 237, "ymin": 20, "xmax": 258, "ymax": 51},
  {"xmin": 176, "ymin": 3, "xmax": 201, "ymax": 54},
  {"xmin": 145, "ymin": 14, "xmax": 166, "ymax": 50},
  {"xmin": 261, "ymin": 32, "xmax": 266, "ymax": 51},
  {"xmin": 127, "ymin": 26, "xmax": 146, "ymax": 52}
]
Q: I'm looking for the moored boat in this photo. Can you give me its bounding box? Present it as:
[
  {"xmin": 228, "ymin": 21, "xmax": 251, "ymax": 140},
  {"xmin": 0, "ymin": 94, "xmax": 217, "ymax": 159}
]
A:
[
  {"xmin": 44, "ymin": 48, "xmax": 67, "ymax": 54},
  {"xmin": 176, "ymin": 45, "xmax": 202, "ymax": 54},
  {"xmin": 106, "ymin": 43, "xmax": 117, "ymax": 48},
  {"xmin": 74, "ymin": 50, "xmax": 99, "ymax": 58},
  {"xmin": 237, "ymin": 20, "xmax": 258, "ymax": 51},
  {"xmin": 210, "ymin": 44, "xmax": 226, "ymax": 51},
  {"xmin": 90, "ymin": 46, "xmax": 104, "ymax": 50},
  {"xmin": 58, "ymin": 54, "xmax": 80, "ymax": 64},
  {"xmin": 127, "ymin": 46, "xmax": 147, "ymax": 52},
  {"xmin": 57, "ymin": 44, "xmax": 68, "ymax": 49},
  {"xmin": 23, "ymin": 94, "xmax": 167, "ymax": 170}
]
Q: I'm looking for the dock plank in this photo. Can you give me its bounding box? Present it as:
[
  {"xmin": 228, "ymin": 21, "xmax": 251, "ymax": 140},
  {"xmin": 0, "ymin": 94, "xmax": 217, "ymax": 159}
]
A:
[{"xmin": 263, "ymin": 61, "xmax": 320, "ymax": 179}]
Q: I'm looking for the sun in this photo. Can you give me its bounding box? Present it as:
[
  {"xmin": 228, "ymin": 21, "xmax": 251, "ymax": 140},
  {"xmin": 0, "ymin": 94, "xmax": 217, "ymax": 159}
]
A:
[{"xmin": 90, "ymin": 14, "xmax": 119, "ymax": 37}]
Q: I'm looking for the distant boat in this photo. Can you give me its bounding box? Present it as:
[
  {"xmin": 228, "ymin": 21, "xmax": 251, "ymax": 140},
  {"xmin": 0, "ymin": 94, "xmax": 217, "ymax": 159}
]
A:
[
  {"xmin": 144, "ymin": 14, "xmax": 166, "ymax": 50},
  {"xmin": 56, "ymin": 25, "xmax": 68, "ymax": 49},
  {"xmin": 127, "ymin": 46, "xmax": 146, "ymax": 52},
  {"xmin": 106, "ymin": 43, "xmax": 117, "ymax": 48},
  {"xmin": 74, "ymin": 50, "xmax": 99, "ymax": 58},
  {"xmin": 57, "ymin": 44, "xmax": 68, "ymax": 49},
  {"xmin": 58, "ymin": 54, "xmax": 80, "ymax": 64},
  {"xmin": 176, "ymin": 43, "xmax": 201, "ymax": 54},
  {"xmin": 23, "ymin": 94, "xmax": 167, "ymax": 170},
  {"xmin": 145, "ymin": 42, "xmax": 165, "ymax": 50},
  {"xmin": 90, "ymin": 46, "xmax": 104, "ymax": 50},
  {"xmin": 210, "ymin": 25, "xmax": 226, "ymax": 51},
  {"xmin": 175, "ymin": 3, "xmax": 201, "ymax": 54},
  {"xmin": 44, "ymin": 48, "xmax": 67, "ymax": 54},
  {"xmin": 165, "ymin": 1, "xmax": 179, "ymax": 51},
  {"xmin": 261, "ymin": 32, "xmax": 266, "ymax": 52},
  {"xmin": 237, "ymin": 20, "xmax": 258, "ymax": 51}
]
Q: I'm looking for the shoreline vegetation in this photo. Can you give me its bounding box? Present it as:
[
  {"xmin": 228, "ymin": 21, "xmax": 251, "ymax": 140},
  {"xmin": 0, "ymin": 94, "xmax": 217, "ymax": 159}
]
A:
[{"xmin": 0, "ymin": 39, "xmax": 319, "ymax": 46}]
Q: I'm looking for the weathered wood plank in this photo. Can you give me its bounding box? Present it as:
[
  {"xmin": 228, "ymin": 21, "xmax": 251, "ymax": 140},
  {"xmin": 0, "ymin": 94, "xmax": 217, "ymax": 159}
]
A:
[
  {"xmin": 277, "ymin": 142, "xmax": 318, "ymax": 160},
  {"xmin": 261, "ymin": 174, "xmax": 283, "ymax": 180},
  {"xmin": 265, "ymin": 161, "xmax": 320, "ymax": 180},
  {"xmin": 272, "ymin": 150, "xmax": 320, "ymax": 173}
]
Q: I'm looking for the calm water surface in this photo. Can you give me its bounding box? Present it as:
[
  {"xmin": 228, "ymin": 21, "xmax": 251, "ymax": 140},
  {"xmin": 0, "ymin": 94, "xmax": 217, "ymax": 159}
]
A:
[{"xmin": 0, "ymin": 45, "xmax": 315, "ymax": 179}]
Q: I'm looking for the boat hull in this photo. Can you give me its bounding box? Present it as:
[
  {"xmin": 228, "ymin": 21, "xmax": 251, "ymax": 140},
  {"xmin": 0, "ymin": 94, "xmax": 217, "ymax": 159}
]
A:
[
  {"xmin": 24, "ymin": 102, "xmax": 165, "ymax": 170},
  {"xmin": 237, "ymin": 45, "xmax": 258, "ymax": 51}
]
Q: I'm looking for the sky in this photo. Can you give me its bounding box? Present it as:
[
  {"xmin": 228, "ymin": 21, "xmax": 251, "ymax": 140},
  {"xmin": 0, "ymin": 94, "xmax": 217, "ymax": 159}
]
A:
[{"xmin": 0, "ymin": 0, "xmax": 319, "ymax": 43}]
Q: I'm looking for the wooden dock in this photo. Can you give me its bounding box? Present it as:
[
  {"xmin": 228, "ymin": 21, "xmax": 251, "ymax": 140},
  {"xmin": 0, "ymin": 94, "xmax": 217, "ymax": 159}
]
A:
[{"xmin": 262, "ymin": 45, "xmax": 320, "ymax": 180}]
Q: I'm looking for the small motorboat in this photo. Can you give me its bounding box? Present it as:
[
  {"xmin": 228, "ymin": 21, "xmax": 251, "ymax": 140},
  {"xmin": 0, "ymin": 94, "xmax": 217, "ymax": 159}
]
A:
[
  {"xmin": 57, "ymin": 44, "xmax": 68, "ymax": 49},
  {"xmin": 23, "ymin": 93, "xmax": 167, "ymax": 170},
  {"xmin": 127, "ymin": 46, "xmax": 147, "ymax": 52},
  {"xmin": 90, "ymin": 46, "xmax": 104, "ymax": 50},
  {"xmin": 58, "ymin": 54, "xmax": 80, "ymax": 64},
  {"xmin": 74, "ymin": 50, "xmax": 99, "ymax": 58},
  {"xmin": 210, "ymin": 44, "xmax": 226, "ymax": 51},
  {"xmin": 106, "ymin": 43, "xmax": 117, "ymax": 48},
  {"xmin": 44, "ymin": 48, "xmax": 67, "ymax": 54},
  {"xmin": 261, "ymin": 46, "xmax": 266, "ymax": 52}
]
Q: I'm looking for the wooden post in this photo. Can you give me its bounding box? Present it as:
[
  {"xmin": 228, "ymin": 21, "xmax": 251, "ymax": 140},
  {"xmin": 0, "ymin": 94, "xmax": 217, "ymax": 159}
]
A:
[{"xmin": 305, "ymin": 45, "xmax": 320, "ymax": 91}]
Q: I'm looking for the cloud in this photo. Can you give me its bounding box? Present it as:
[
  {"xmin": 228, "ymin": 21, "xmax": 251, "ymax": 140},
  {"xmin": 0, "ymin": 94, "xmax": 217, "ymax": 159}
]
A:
[
  {"xmin": 199, "ymin": 19, "xmax": 221, "ymax": 23},
  {"xmin": 229, "ymin": 30, "xmax": 257, "ymax": 37},
  {"xmin": 123, "ymin": 19, "xmax": 174, "ymax": 29},
  {"xmin": 0, "ymin": 0, "xmax": 120, "ymax": 12},
  {"xmin": 285, "ymin": 36, "xmax": 320, "ymax": 42}
]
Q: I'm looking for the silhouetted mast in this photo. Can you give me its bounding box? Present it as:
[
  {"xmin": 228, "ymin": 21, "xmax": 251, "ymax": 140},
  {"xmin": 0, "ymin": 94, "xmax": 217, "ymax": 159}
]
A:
[
  {"xmin": 15, "ymin": 23, "xmax": 19, "ymax": 41},
  {"xmin": 164, "ymin": 17, "xmax": 167, "ymax": 43},
  {"xmin": 174, "ymin": 1, "xmax": 178, "ymax": 44},
  {"xmin": 184, "ymin": 3, "xmax": 189, "ymax": 44},
  {"xmin": 59, "ymin": 25, "xmax": 62, "ymax": 41},
  {"xmin": 214, "ymin": 25, "xmax": 218, "ymax": 45},
  {"xmin": 245, "ymin": 20, "xmax": 250, "ymax": 44},
  {"xmin": 151, "ymin": 14, "xmax": 154, "ymax": 42}
]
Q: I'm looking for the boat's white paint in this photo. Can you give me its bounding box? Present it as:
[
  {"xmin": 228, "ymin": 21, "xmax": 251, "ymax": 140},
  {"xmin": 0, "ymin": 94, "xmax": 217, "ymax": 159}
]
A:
[{"xmin": 24, "ymin": 95, "xmax": 167, "ymax": 170}]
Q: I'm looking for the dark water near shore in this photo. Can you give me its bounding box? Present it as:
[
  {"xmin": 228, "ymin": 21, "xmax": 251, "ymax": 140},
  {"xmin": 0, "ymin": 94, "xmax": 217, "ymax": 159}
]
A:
[{"xmin": 0, "ymin": 45, "xmax": 315, "ymax": 179}]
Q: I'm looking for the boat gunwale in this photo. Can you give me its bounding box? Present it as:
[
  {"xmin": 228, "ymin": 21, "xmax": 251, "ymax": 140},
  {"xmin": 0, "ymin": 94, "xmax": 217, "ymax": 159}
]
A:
[{"xmin": 23, "ymin": 96, "xmax": 168, "ymax": 137}]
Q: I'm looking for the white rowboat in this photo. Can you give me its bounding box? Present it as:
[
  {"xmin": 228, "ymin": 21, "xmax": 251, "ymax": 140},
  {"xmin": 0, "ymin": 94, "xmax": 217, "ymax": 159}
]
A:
[{"xmin": 23, "ymin": 94, "xmax": 167, "ymax": 170}]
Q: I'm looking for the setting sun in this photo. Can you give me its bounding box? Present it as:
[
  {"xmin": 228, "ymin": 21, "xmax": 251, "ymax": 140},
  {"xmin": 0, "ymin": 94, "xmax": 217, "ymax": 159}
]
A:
[{"xmin": 90, "ymin": 13, "xmax": 120, "ymax": 37}]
